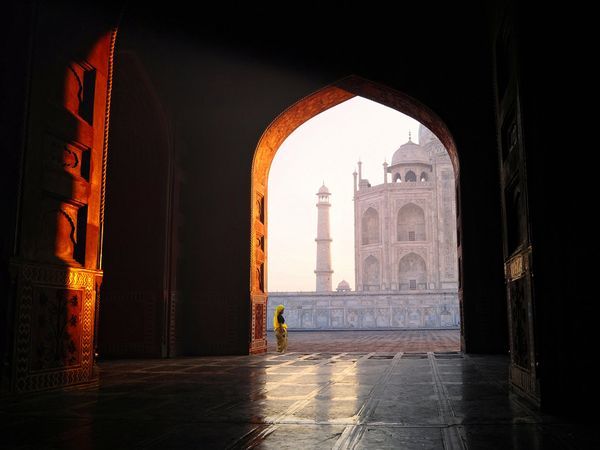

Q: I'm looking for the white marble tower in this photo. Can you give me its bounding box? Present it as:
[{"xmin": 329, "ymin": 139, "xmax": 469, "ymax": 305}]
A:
[{"xmin": 315, "ymin": 183, "xmax": 333, "ymax": 291}]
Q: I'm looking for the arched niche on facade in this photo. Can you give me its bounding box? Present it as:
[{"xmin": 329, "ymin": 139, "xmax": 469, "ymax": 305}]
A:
[
  {"xmin": 362, "ymin": 207, "xmax": 380, "ymax": 245},
  {"xmin": 363, "ymin": 255, "xmax": 380, "ymax": 290},
  {"xmin": 397, "ymin": 203, "xmax": 426, "ymax": 242},
  {"xmin": 398, "ymin": 252, "xmax": 427, "ymax": 290}
]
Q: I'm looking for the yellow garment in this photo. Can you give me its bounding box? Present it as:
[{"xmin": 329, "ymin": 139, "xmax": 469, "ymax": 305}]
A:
[
  {"xmin": 276, "ymin": 327, "xmax": 288, "ymax": 352},
  {"xmin": 273, "ymin": 304, "xmax": 287, "ymax": 330}
]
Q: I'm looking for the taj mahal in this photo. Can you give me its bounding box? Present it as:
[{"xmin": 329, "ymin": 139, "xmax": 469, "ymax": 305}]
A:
[{"xmin": 268, "ymin": 124, "xmax": 460, "ymax": 330}]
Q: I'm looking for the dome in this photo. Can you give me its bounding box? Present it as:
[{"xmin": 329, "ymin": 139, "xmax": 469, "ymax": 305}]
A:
[
  {"xmin": 391, "ymin": 135, "xmax": 430, "ymax": 166},
  {"xmin": 318, "ymin": 184, "xmax": 330, "ymax": 194},
  {"xmin": 336, "ymin": 280, "xmax": 351, "ymax": 292}
]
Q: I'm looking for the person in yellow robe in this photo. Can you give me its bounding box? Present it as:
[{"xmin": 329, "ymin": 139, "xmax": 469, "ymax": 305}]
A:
[{"xmin": 273, "ymin": 304, "xmax": 288, "ymax": 352}]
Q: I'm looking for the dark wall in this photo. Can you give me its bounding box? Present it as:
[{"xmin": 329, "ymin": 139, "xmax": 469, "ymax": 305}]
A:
[
  {"xmin": 111, "ymin": 2, "xmax": 507, "ymax": 355},
  {"xmin": 99, "ymin": 51, "xmax": 173, "ymax": 358},
  {"xmin": 507, "ymin": 3, "xmax": 595, "ymax": 413},
  {"xmin": 0, "ymin": 0, "xmax": 36, "ymax": 390}
]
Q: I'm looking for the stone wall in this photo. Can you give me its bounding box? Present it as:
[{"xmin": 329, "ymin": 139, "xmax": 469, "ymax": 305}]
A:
[{"xmin": 267, "ymin": 291, "xmax": 459, "ymax": 330}]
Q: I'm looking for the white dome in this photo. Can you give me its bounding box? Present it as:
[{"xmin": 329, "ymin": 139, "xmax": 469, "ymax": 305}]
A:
[
  {"xmin": 390, "ymin": 137, "xmax": 430, "ymax": 166},
  {"xmin": 318, "ymin": 184, "xmax": 330, "ymax": 194},
  {"xmin": 336, "ymin": 280, "xmax": 351, "ymax": 291}
]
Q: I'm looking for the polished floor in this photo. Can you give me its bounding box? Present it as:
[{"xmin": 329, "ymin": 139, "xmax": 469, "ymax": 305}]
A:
[
  {"xmin": 0, "ymin": 332, "xmax": 595, "ymax": 449},
  {"xmin": 269, "ymin": 329, "xmax": 461, "ymax": 353}
]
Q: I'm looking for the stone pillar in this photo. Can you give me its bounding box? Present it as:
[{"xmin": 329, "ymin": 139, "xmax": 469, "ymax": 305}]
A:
[{"xmin": 315, "ymin": 184, "xmax": 333, "ymax": 291}]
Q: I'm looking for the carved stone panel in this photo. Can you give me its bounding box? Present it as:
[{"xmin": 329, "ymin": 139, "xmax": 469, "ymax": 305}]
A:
[
  {"xmin": 249, "ymin": 294, "xmax": 267, "ymax": 354},
  {"xmin": 30, "ymin": 287, "xmax": 83, "ymax": 370},
  {"xmin": 12, "ymin": 261, "xmax": 99, "ymax": 392},
  {"xmin": 254, "ymin": 302, "xmax": 264, "ymax": 343},
  {"xmin": 508, "ymin": 276, "xmax": 530, "ymax": 369},
  {"xmin": 44, "ymin": 134, "xmax": 91, "ymax": 183}
]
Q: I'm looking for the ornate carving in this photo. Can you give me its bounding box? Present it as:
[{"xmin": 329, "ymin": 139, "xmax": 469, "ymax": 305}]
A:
[
  {"xmin": 11, "ymin": 260, "xmax": 99, "ymax": 392},
  {"xmin": 256, "ymin": 263, "xmax": 265, "ymax": 293},
  {"xmin": 256, "ymin": 195, "xmax": 265, "ymax": 223},
  {"xmin": 257, "ymin": 236, "xmax": 265, "ymax": 251},
  {"xmin": 249, "ymin": 295, "xmax": 267, "ymax": 354},
  {"xmin": 508, "ymin": 277, "xmax": 530, "ymax": 369},
  {"xmin": 58, "ymin": 145, "xmax": 79, "ymax": 169},
  {"xmin": 30, "ymin": 288, "xmax": 82, "ymax": 370},
  {"xmin": 99, "ymin": 28, "xmax": 119, "ymax": 270},
  {"xmin": 505, "ymin": 252, "xmax": 529, "ymax": 281},
  {"xmin": 168, "ymin": 291, "xmax": 178, "ymax": 356},
  {"xmin": 44, "ymin": 135, "xmax": 91, "ymax": 181},
  {"xmin": 254, "ymin": 303, "xmax": 264, "ymax": 342}
]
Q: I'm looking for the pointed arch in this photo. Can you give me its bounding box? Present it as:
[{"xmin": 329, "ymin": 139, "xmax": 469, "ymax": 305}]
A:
[
  {"xmin": 250, "ymin": 75, "xmax": 459, "ymax": 353},
  {"xmin": 399, "ymin": 252, "xmax": 427, "ymax": 290},
  {"xmin": 361, "ymin": 207, "xmax": 380, "ymax": 244},
  {"xmin": 397, "ymin": 203, "xmax": 426, "ymax": 241},
  {"xmin": 363, "ymin": 255, "xmax": 380, "ymax": 291},
  {"xmin": 405, "ymin": 170, "xmax": 417, "ymax": 182}
]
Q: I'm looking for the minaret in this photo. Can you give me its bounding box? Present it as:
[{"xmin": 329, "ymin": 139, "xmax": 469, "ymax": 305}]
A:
[{"xmin": 315, "ymin": 183, "xmax": 333, "ymax": 291}]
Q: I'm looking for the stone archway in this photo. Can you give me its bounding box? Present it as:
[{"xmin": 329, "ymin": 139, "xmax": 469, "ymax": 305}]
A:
[{"xmin": 250, "ymin": 75, "xmax": 462, "ymax": 353}]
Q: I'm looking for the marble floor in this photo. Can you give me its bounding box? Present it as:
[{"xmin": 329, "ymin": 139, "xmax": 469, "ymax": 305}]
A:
[{"xmin": 0, "ymin": 332, "xmax": 596, "ymax": 449}]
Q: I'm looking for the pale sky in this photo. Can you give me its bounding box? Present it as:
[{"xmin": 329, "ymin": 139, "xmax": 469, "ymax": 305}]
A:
[{"xmin": 267, "ymin": 96, "xmax": 421, "ymax": 292}]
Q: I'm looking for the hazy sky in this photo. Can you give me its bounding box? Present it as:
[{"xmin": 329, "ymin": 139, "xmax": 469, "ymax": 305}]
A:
[{"xmin": 267, "ymin": 96, "xmax": 421, "ymax": 292}]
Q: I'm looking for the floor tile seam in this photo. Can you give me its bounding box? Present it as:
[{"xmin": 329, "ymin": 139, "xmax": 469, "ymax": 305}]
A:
[
  {"xmin": 428, "ymin": 353, "xmax": 459, "ymax": 423},
  {"xmin": 225, "ymin": 354, "xmax": 374, "ymax": 450},
  {"xmin": 353, "ymin": 352, "xmax": 406, "ymax": 425},
  {"xmin": 332, "ymin": 424, "xmax": 365, "ymax": 450},
  {"xmin": 256, "ymin": 352, "xmax": 378, "ymax": 425},
  {"xmin": 225, "ymin": 424, "xmax": 276, "ymax": 450}
]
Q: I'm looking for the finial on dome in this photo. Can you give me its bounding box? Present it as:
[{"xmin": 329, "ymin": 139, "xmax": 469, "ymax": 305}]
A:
[{"xmin": 408, "ymin": 130, "xmax": 412, "ymax": 142}]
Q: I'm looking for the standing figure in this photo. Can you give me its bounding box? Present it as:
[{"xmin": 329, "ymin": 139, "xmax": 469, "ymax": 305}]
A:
[{"xmin": 273, "ymin": 304, "xmax": 288, "ymax": 352}]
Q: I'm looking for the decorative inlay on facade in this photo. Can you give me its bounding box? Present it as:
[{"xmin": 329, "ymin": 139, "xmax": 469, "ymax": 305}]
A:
[
  {"xmin": 11, "ymin": 260, "xmax": 100, "ymax": 392},
  {"xmin": 268, "ymin": 291, "xmax": 459, "ymax": 330}
]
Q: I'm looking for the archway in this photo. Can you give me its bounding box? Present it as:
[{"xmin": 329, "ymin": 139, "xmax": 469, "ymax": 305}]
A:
[
  {"xmin": 361, "ymin": 207, "xmax": 380, "ymax": 245},
  {"xmin": 397, "ymin": 203, "xmax": 426, "ymax": 242},
  {"xmin": 398, "ymin": 252, "xmax": 428, "ymax": 290},
  {"xmin": 251, "ymin": 76, "xmax": 462, "ymax": 353}
]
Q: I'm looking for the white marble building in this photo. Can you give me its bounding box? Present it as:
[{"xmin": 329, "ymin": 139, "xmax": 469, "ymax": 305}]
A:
[
  {"xmin": 353, "ymin": 125, "xmax": 458, "ymax": 292},
  {"xmin": 267, "ymin": 125, "xmax": 459, "ymax": 330},
  {"xmin": 267, "ymin": 290, "xmax": 459, "ymax": 330}
]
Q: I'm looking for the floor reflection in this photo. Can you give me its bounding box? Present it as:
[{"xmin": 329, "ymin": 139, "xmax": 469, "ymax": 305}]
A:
[{"xmin": 0, "ymin": 351, "xmax": 595, "ymax": 449}]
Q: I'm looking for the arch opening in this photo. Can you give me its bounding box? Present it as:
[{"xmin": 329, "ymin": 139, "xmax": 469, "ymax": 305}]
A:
[{"xmin": 252, "ymin": 76, "xmax": 462, "ymax": 353}]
